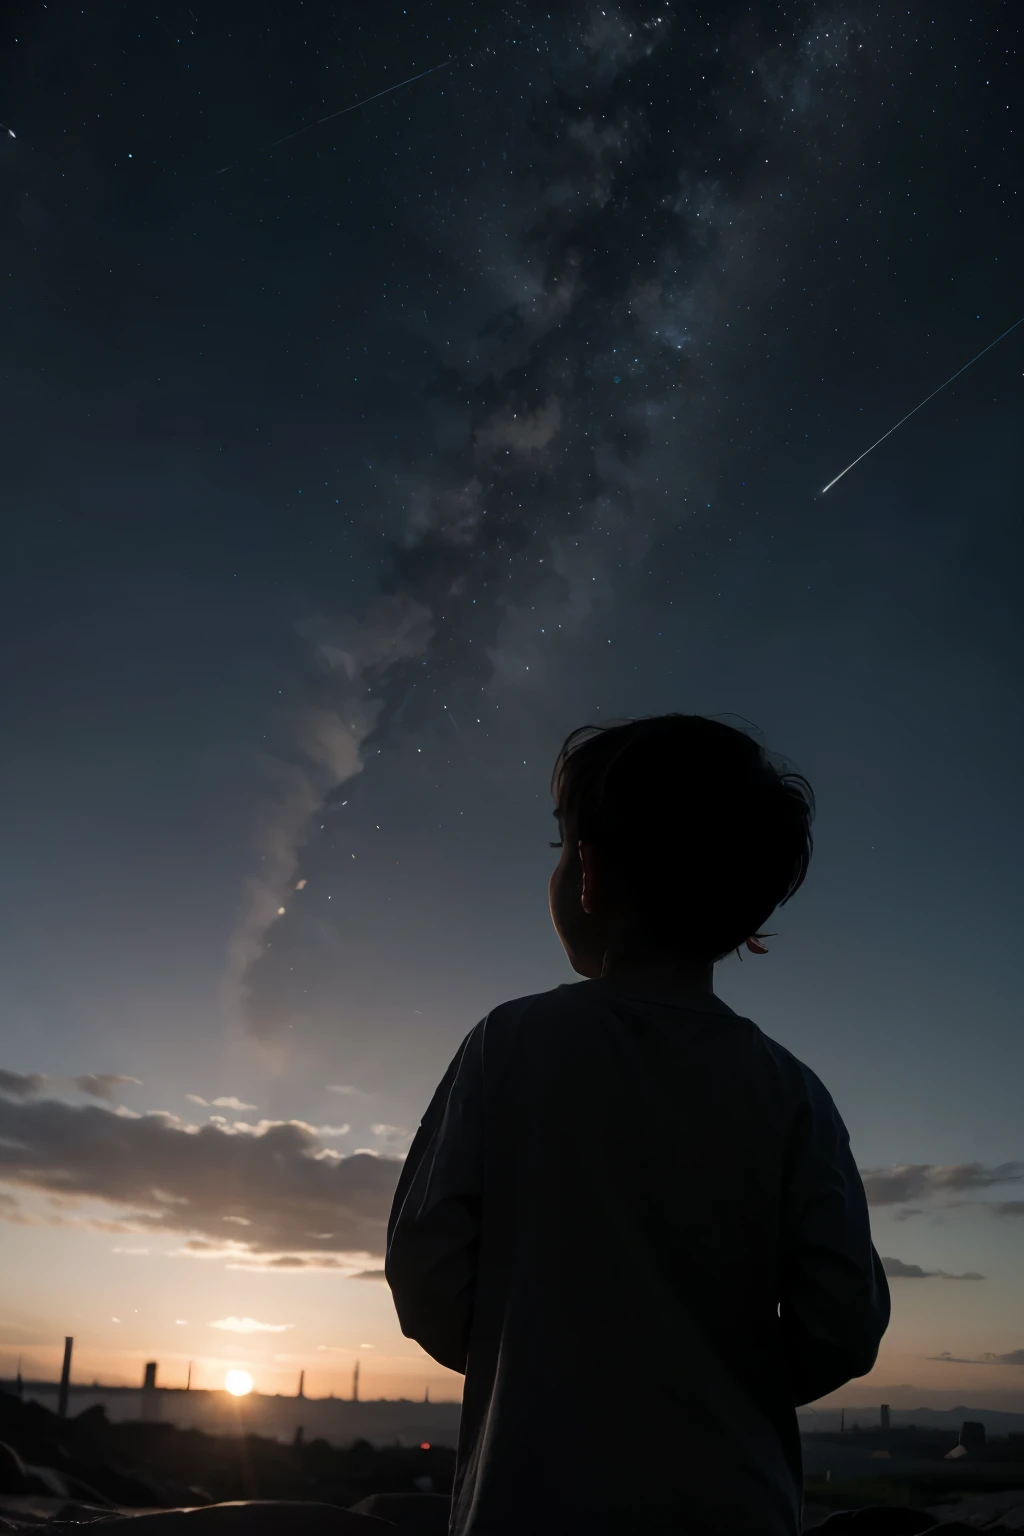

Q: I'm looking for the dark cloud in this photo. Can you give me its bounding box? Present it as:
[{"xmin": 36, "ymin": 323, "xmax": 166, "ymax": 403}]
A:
[
  {"xmin": 882, "ymin": 1256, "xmax": 985, "ymax": 1282},
  {"xmin": 0, "ymin": 1093, "xmax": 400, "ymax": 1265},
  {"xmin": 930, "ymin": 1350, "xmax": 1024, "ymax": 1366},
  {"xmin": 992, "ymin": 1201, "xmax": 1024, "ymax": 1217},
  {"xmin": 248, "ymin": 1255, "xmax": 346, "ymax": 1271},
  {"xmin": 217, "ymin": 1253, "xmax": 379, "ymax": 1273},
  {"xmin": 0, "ymin": 1070, "xmax": 48, "ymax": 1099},
  {"xmin": 0, "ymin": 1069, "xmax": 140, "ymax": 1102},
  {"xmin": 70, "ymin": 1074, "xmax": 141, "ymax": 1101},
  {"xmin": 862, "ymin": 1163, "xmax": 1022, "ymax": 1206}
]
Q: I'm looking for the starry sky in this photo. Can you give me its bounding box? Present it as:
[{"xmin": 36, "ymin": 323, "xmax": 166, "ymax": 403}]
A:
[{"xmin": 1, "ymin": 0, "xmax": 1022, "ymax": 1409}]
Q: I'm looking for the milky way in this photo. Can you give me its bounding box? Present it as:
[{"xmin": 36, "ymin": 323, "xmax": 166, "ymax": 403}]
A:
[{"xmin": 239, "ymin": 2, "xmax": 884, "ymax": 1028}]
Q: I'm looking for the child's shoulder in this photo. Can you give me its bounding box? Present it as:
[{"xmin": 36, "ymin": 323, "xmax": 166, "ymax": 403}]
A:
[
  {"xmin": 479, "ymin": 980, "xmax": 592, "ymax": 1036},
  {"xmin": 749, "ymin": 1029, "xmax": 844, "ymax": 1128},
  {"xmin": 469, "ymin": 980, "xmax": 605, "ymax": 1054},
  {"xmin": 472, "ymin": 984, "xmax": 835, "ymax": 1103}
]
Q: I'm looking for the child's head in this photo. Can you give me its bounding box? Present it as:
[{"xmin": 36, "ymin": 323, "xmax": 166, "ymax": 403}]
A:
[{"xmin": 548, "ymin": 714, "xmax": 815, "ymax": 977}]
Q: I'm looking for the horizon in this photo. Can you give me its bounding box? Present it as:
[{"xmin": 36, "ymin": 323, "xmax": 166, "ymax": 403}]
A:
[
  {"xmin": 5, "ymin": 1356, "xmax": 1024, "ymax": 1419},
  {"xmin": 8, "ymin": 1371, "xmax": 1024, "ymax": 1426},
  {"xmin": 1, "ymin": 0, "xmax": 1022, "ymax": 1416}
]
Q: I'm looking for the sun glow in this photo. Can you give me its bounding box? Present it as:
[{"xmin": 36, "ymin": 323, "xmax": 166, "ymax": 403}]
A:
[{"xmin": 225, "ymin": 1370, "xmax": 254, "ymax": 1397}]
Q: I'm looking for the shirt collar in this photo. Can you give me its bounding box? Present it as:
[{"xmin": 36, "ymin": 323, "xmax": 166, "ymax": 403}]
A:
[{"xmin": 589, "ymin": 970, "xmax": 737, "ymax": 1016}]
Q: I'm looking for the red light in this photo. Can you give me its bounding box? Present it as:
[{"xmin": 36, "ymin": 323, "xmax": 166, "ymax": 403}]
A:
[{"xmin": 419, "ymin": 1442, "xmax": 431, "ymax": 1451}]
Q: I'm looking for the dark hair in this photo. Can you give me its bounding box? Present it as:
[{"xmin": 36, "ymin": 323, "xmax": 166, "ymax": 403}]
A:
[{"xmin": 551, "ymin": 714, "xmax": 815, "ymax": 963}]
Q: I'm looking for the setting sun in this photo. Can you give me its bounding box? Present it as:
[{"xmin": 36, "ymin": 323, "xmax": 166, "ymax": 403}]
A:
[{"xmin": 224, "ymin": 1370, "xmax": 253, "ymax": 1397}]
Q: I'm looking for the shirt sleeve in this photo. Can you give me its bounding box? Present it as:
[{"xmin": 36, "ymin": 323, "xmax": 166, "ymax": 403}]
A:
[
  {"xmin": 385, "ymin": 1024, "xmax": 485, "ymax": 1374},
  {"xmin": 779, "ymin": 1078, "xmax": 891, "ymax": 1407}
]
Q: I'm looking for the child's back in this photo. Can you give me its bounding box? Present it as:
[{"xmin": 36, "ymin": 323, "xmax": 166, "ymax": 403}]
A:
[{"xmin": 387, "ymin": 716, "xmax": 890, "ymax": 1535}]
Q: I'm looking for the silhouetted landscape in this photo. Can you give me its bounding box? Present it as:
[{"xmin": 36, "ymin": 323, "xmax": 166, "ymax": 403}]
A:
[
  {"xmin": 0, "ymin": 1382, "xmax": 455, "ymax": 1526},
  {"xmin": 4, "ymin": 1375, "xmax": 1024, "ymax": 1531},
  {"xmin": 11, "ymin": 1379, "xmax": 462, "ymax": 1453}
]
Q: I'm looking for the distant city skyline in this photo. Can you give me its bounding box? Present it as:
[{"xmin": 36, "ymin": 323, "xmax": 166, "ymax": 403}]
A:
[
  {"xmin": 8, "ymin": 1374, "xmax": 1024, "ymax": 1434},
  {"xmin": 3, "ymin": 1334, "xmax": 1024, "ymax": 1415}
]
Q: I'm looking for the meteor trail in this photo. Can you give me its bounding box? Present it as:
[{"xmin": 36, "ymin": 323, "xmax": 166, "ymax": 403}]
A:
[
  {"xmin": 215, "ymin": 59, "xmax": 453, "ymax": 175},
  {"xmin": 820, "ymin": 313, "xmax": 1024, "ymax": 494}
]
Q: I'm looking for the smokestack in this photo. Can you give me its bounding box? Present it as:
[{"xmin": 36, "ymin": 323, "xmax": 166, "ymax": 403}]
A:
[
  {"xmin": 352, "ymin": 1359, "xmax": 360, "ymax": 1403},
  {"xmin": 142, "ymin": 1361, "xmax": 160, "ymax": 1422},
  {"xmin": 58, "ymin": 1337, "xmax": 73, "ymax": 1419},
  {"xmin": 298, "ymin": 1370, "xmax": 305, "ymax": 1399},
  {"xmin": 880, "ymin": 1404, "xmax": 890, "ymax": 1432},
  {"xmin": 424, "ymin": 1384, "xmax": 430, "ymax": 1404},
  {"xmin": 186, "ymin": 1361, "xmax": 192, "ymax": 1392}
]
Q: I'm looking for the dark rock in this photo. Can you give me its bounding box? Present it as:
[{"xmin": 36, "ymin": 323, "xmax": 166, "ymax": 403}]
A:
[{"xmin": 350, "ymin": 1491, "xmax": 452, "ymax": 1531}]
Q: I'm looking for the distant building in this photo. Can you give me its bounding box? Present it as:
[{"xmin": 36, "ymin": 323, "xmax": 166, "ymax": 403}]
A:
[
  {"xmin": 58, "ymin": 1338, "xmax": 73, "ymax": 1420},
  {"xmin": 943, "ymin": 1420, "xmax": 987, "ymax": 1461},
  {"xmin": 141, "ymin": 1362, "xmax": 160, "ymax": 1423},
  {"xmin": 880, "ymin": 1404, "xmax": 890, "ymax": 1431}
]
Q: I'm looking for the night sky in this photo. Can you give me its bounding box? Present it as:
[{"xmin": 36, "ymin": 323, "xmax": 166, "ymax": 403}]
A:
[{"xmin": 1, "ymin": 0, "xmax": 1022, "ymax": 1407}]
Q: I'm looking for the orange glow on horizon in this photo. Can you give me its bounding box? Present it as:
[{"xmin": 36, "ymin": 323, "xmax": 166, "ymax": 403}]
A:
[{"xmin": 225, "ymin": 1370, "xmax": 254, "ymax": 1397}]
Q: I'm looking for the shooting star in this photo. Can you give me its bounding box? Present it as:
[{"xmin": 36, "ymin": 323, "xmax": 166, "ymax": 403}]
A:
[
  {"xmin": 443, "ymin": 704, "xmax": 463, "ymax": 740},
  {"xmin": 215, "ymin": 59, "xmax": 453, "ymax": 175},
  {"xmin": 821, "ymin": 313, "xmax": 1024, "ymax": 495}
]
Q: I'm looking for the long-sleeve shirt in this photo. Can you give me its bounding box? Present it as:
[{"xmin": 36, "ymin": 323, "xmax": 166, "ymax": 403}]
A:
[{"xmin": 386, "ymin": 974, "xmax": 890, "ymax": 1536}]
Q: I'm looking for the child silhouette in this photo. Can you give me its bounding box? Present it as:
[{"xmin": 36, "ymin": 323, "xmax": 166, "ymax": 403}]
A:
[{"xmin": 388, "ymin": 714, "xmax": 889, "ymax": 1535}]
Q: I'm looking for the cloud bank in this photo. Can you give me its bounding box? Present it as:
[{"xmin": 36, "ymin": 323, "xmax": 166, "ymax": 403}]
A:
[
  {"xmin": 930, "ymin": 1350, "xmax": 1024, "ymax": 1367},
  {"xmin": 0, "ymin": 1091, "xmax": 400, "ymax": 1267},
  {"xmin": 4, "ymin": 1082, "xmax": 1015, "ymax": 1279},
  {"xmin": 0, "ymin": 1070, "xmax": 140, "ymax": 1102},
  {"xmin": 881, "ymin": 1256, "xmax": 985, "ymax": 1282},
  {"xmin": 862, "ymin": 1163, "xmax": 1022, "ymax": 1207}
]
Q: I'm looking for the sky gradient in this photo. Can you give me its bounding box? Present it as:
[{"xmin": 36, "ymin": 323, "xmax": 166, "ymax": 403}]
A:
[{"xmin": 1, "ymin": 0, "xmax": 1022, "ymax": 1408}]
